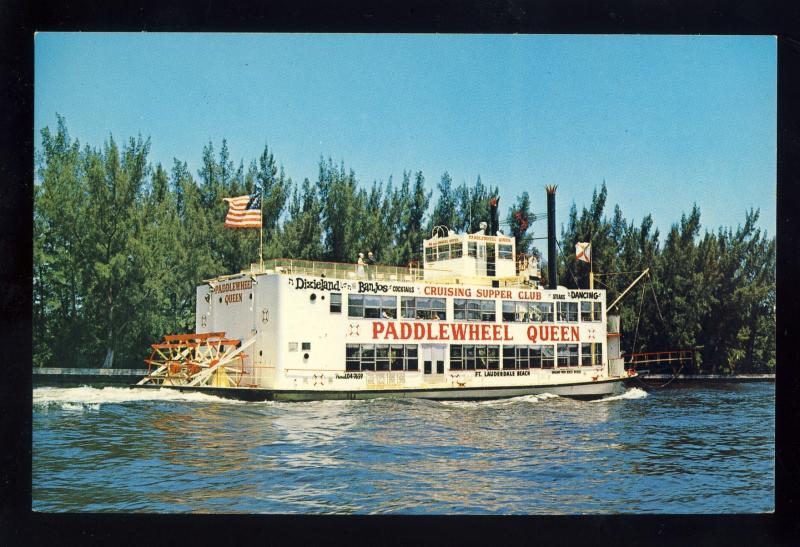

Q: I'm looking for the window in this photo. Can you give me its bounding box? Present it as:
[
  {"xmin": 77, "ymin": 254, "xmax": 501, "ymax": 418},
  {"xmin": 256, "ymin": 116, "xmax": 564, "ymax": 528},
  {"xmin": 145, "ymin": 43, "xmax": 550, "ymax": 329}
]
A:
[
  {"xmin": 330, "ymin": 293, "xmax": 342, "ymax": 313},
  {"xmin": 502, "ymin": 346, "xmax": 516, "ymax": 369},
  {"xmin": 405, "ymin": 345, "xmax": 418, "ymax": 371},
  {"xmin": 289, "ymin": 342, "xmax": 298, "ymax": 352},
  {"xmin": 480, "ymin": 300, "xmax": 496, "ymax": 322},
  {"xmin": 580, "ymin": 301, "xmax": 603, "ymax": 322},
  {"xmin": 531, "ymin": 302, "xmax": 554, "ymax": 322},
  {"xmin": 502, "ymin": 301, "xmax": 554, "ymax": 322},
  {"xmin": 425, "ymin": 247, "xmax": 436, "ymax": 263},
  {"xmin": 450, "ymin": 345, "xmax": 499, "ymax": 371},
  {"xmin": 528, "ymin": 345, "xmax": 544, "ymax": 368},
  {"xmin": 502, "ymin": 345, "xmax": 549, "ymax": 369},
  {"xmin": 450, "ymin": 346, "xmax": 463, "ymax": 370},
  {"xmin": 557, "ymin": 344, "xmax": 579, "ymax": 367},
  {"xmin": 467, "ymin": 242, "xmax": 477, "ymax": 257},
  {"xmin": 400, "ymin": 297, "xmax": 447, "ymax": 320},
  {"xmin": 301, "ymin": 342, "xmax": 311, "ymax": 351},
  {"xmin": 361, "ymin": 344, "xmax": 376, "ymax": 370},
  {"xmin": 451, "ymin": 243, "xmax": 464, "ymax": 259},
  {"xmin": 346, "ymin": 344, "xmax": 418, "ymax": 372},
  {"xmin": 498, "ymin": 244, "xmax": 513, "ymax": 260},
  {"xmin": 376, "ymin": 345, "xmax": 390, "ymax": 371},
  {"xmin": 346, "ymin": 344, "xmax": 360, "ymax": 370},
  {"xmin": 580, "ymin": 301, "xmax": 592, "ymax": 322},
  {"xmin": 581, "ymin": 343, "xmax": 602, "ymax": 366},
  {"xmin": 348, "ymin": 294, "xmax": 396, "ymax": 319},
  {"xmin": 389, "ymin": 346, "xmax": 403, "ymax": 371},
  {"xmin": 542, "ymin": 345, "xmax": 555, "ymax": 368},
  {"xmin": 454, "ymin": 299, "xmax": 495, "ymax": 322},
  {"xmin": 557, "ymin": 301, "xmax": 578, "ymax": 322},
  {"xmin": 437, "ymin": 244, "xmax": 450, "ymax": 261},
  {"xmin": 348, "ymin": 294, "xmax": 363, "ymax": 317}
]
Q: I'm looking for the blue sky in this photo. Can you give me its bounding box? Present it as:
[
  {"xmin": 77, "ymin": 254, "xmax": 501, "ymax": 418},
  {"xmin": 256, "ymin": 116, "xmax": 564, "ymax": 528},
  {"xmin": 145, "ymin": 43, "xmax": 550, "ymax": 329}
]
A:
[{"xmin": 35, "ymin": 33, "xmax": 776, "ymax": 238}]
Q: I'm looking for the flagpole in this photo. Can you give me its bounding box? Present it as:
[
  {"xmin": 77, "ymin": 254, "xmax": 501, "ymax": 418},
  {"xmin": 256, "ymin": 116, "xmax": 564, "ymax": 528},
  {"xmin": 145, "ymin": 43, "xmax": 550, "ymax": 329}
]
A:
[
  {"xmin": 259, "ymin": 190, "xmax": 264, "ymax": 271},
  {"xmin": 588, "ymin": 235, "xmax": 594, "ymax": 290}
]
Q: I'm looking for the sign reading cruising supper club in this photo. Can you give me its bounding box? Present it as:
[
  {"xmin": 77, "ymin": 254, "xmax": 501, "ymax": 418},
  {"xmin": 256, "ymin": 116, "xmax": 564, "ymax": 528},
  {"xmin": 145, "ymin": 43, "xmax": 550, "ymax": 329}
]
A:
[{"xmin": 137, "ymin": 187, "xmax": 631, "ymax": 400}]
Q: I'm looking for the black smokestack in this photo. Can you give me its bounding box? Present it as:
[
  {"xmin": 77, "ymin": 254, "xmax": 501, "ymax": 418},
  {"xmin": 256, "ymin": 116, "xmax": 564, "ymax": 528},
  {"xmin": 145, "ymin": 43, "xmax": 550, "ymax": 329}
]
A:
[
  {"xmin": 489, "ymin": 196, "xmax": 499, "ymax": 235},
  {"xmin": 545, "ymin": 185, "xmax": 558, "ymax": 289}
]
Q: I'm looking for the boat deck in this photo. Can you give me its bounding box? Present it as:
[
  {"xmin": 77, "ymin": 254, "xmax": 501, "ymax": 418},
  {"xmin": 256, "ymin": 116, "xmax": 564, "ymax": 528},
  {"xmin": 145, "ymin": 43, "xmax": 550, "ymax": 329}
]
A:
[{"xmin": 205, "ymin": 257, "xmax": 533, "ymax": 288}]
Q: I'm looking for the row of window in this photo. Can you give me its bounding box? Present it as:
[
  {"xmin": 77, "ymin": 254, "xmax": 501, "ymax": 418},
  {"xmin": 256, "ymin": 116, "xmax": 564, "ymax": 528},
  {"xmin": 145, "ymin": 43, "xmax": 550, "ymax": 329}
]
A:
[
  {"xmin": 345, "ymin": 344, "xmax": 418, "ymax": 372},
  {"xmin": 347, "ymin": 294, "xmax": 397, "ymax": 319},
  {"xmin": 342, "ymin": 343, "xmax": 603, "ymax": 373},
  {"xmin": 424, "ymin": 242, "xmax": 515, "ymax": 262},
  {"xmin": 400, "ymin": 297, "xmax": 447, "ymax": 320},
  {"xmin": 453, "ymin": 299, "xmax": 496, "ymax": 322},
  {"xmin": 341, "ymin": 294, "xmax": 602, "ymax": 323},
  {"xmin": 450, "ymin": 344, "xmax": 601, "ymax": 370},
  {"xmin": 425, "ymin": 243, "xmax": 464, "ymax": 263}
]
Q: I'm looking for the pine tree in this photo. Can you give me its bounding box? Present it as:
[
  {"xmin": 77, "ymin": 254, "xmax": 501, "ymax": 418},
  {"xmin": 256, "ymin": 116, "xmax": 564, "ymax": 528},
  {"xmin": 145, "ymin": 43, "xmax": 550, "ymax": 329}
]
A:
[
  {"xmin": 428, "ymin": 171, "xmax": 458, "ymax": 233},
  {"xmin": 280, "ymin": 178, "xmax": 323, "ymax": 260},
  {"xmin": 507, "ymin": 191, "xmax": 535, "ymax": 258}
]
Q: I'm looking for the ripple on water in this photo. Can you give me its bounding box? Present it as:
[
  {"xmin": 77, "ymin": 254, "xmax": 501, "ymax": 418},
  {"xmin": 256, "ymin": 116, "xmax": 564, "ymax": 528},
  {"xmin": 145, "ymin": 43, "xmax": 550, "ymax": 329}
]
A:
[{"xmin": 32, "ymin": 384, "xmax": 774, "ymax": 513}]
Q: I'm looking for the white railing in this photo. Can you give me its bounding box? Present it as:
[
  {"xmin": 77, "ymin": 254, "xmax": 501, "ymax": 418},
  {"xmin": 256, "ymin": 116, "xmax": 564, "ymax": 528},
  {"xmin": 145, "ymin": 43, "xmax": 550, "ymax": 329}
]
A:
[{"xmin": 262, "ymin": 258, "xmax": 428, "ymax": 283}]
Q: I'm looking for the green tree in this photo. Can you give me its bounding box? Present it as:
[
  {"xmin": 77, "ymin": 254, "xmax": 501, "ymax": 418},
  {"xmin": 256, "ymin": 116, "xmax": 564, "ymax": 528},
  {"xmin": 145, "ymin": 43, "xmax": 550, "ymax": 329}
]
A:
[
  {"xmin": 81, "ymin": 134, "xmax": 151, "ymax": 368},
  {"xmin": 34, "ymin": 115, "xmax": 91, "ymax": 367},
  {"xmin": 428, "ymin": 171, "xmax": 458, "ymax": 233},
  {"xmin": 507, "ymin": 191, "xmax": 536, "ymax": 259},
  {"xmin": 279, "ymin": 178, "xmax": 324, "ymax": 260},
  {"xmin": 318, "ymin": 158, "xmax": 359, "ymax": 262}
]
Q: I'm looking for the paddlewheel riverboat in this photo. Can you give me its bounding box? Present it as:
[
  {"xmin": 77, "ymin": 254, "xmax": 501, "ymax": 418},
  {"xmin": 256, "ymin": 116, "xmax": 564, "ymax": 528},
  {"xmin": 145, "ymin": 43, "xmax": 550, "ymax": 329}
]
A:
[{"xmin": 137, "ymin": 186, "xmax": 635, "ymax": 400}]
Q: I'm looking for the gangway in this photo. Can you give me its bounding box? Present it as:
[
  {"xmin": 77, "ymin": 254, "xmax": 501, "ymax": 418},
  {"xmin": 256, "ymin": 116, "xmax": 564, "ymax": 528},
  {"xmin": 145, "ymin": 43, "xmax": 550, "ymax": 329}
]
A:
[{"xmin": 624, "ymin": 350, "xmax": 695, "ymax": 388}]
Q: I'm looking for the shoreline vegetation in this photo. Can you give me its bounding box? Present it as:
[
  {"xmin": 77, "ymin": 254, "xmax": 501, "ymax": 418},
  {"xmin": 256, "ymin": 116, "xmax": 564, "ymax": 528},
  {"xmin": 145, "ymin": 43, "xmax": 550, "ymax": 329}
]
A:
[{"xmin": 33, "ymin": 117, "xmax": 775, "ymax": 374}]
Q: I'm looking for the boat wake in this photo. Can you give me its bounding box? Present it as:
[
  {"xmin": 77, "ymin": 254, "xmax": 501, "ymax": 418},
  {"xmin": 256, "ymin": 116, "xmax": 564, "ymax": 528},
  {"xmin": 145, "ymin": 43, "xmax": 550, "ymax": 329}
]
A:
[
  {"xmin": 439, "ymin": 392, "xmax": 560, "ymax": 408},
  {"xmin": 591, "ymin": 387, "xmax": 648, "ymax": 403},
  {"xmin": 33, "ymin": 386, "xmax": 245, "ymax": 409}
]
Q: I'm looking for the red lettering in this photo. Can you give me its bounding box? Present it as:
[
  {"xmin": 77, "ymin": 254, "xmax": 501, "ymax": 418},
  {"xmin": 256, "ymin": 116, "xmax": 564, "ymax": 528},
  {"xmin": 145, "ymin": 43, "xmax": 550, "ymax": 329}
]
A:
[
  {"xmin": 504, "ymin": 325, "xmax": 513, "ymax": 341},
  {"xmin": 385, "ymin": 322, "xmax": 397, "ymax": 340},
  {"xmin": 527, "ymin": 325, "xmax": 538, "ymax": 343},
  {"xmin": 452, "ymin": 323, "xmax": 467, "ymax": 340},
  {"xmin": 469, "ymin": 324, "xmax": 480, "ymax": 340},
  {"xmin": 372, "ymin": 322, "xmax": 385, "ymax": 339},
  {"xmin": 414, "ymin": 323, "xmax": 425, "ymax": 340},
  {"xmin": 400, "ymin": 322, "xmax": 412, "ymax": 339},
  {"xmin": 426, "ymin": 323, "xmax": 438, "ymax": 340},
  {"xmin": 481, "ymin": 324, "xmax": 490, "ymax": 340},
  {"xmin": 438, "ymin": 323, "xmax": 449, "ymax": 340},
  {"xmin": 550, "ymin": 326, "xmax": 558, "ymax": 341},
  {"xmin": 493, "ymin": 325, "xmax": 502, "ymax": 340},
  {"xmin": 540, "ymin": 326, "xmax": 549, "ymax": 341},
  {"xmin": 571, "ymin": 326, "xmax": 579, "ymax": 341},
  {"xmin": 561, "ymin": 326, "xmax": 569, "ymax": 341}
]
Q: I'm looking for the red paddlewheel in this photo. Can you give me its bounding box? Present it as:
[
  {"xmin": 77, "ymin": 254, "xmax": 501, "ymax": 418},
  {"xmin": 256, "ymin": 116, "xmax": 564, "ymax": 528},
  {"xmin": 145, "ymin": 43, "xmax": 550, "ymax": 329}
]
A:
[{"xmin": 143, "ymin": 332, "xmax": 246, "ymax": 386}]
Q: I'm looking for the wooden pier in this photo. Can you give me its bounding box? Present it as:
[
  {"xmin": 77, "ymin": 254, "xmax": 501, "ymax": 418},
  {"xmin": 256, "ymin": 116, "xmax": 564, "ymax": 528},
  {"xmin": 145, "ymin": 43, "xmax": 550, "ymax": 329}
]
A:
[
  {"xmin": 633, "ymin": 373, "xmax": 774, "ymax": 383},
  {"xmin": 33, "ymin": 367, "xmax": 147, "ymax": 386}
]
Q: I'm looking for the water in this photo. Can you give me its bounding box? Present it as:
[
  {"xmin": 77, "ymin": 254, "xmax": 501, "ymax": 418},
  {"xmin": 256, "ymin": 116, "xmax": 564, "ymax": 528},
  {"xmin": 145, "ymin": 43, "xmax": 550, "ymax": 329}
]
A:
[{"xmin": 32, "ymin": 383, "xmax": 774, "ymax": 514}]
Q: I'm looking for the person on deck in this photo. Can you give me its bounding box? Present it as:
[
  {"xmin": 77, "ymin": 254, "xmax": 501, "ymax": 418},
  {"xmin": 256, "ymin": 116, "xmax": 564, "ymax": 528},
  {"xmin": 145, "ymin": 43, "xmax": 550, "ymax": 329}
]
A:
[
  {"xmin": 366, "ymin": 251, "xmax": 376, "ymax": 280},
  {"xmin": 357, "ymin": 253, "xmax": 366, "ymax": 278}
]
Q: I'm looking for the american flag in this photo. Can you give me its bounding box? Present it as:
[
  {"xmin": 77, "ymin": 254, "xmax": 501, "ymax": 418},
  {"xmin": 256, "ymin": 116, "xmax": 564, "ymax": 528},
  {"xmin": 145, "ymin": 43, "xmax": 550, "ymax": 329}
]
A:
[{"xmin": 223, "ymin": 193, "xmax": 262, "ymax": 228}]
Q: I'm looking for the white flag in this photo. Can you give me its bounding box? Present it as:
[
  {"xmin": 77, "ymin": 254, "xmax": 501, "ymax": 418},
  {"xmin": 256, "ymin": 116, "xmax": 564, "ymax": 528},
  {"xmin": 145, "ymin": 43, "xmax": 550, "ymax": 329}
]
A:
[{"xmin": 576, "ymin": 242, "xmax": 591, "ymax": 263}]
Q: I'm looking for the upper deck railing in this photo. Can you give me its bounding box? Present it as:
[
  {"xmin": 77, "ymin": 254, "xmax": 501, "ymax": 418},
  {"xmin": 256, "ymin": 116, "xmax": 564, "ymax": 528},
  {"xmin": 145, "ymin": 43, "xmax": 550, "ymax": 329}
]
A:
[
  {"xmin": 263, "ymin": 258, "xmax": 431, "ymax": 283},
  {"xmin": 208, "ymin": 258, "xmax": 444, "ymax": 284},
  {"xmin": 206, "ymin": 257, "xmax": 533, "ymax": 287}
]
